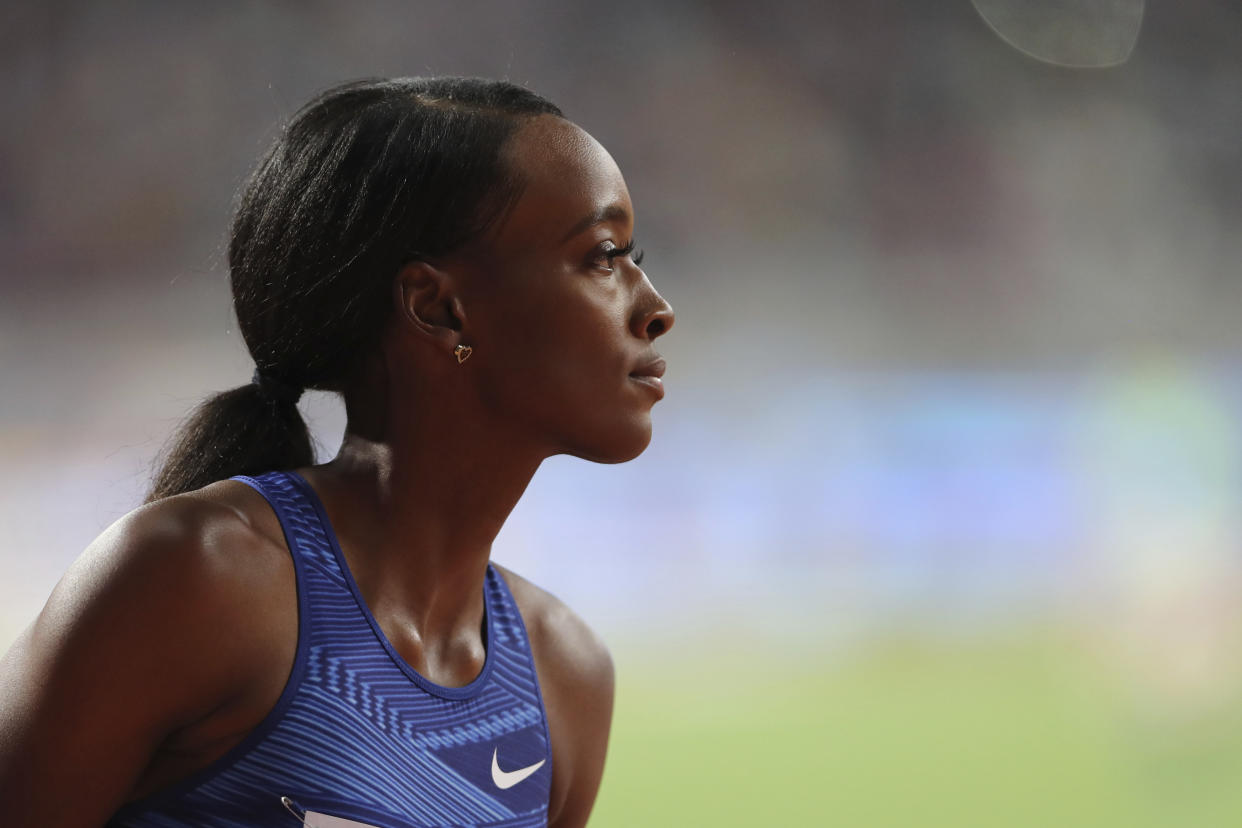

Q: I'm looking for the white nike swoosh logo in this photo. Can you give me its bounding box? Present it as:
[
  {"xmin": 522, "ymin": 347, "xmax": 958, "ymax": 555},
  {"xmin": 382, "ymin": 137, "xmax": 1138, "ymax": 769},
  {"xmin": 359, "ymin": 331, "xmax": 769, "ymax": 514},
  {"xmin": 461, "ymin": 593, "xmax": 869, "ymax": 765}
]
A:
[{"xmin": 491, "ymin": 747, "xmax": 546, "ymax": 790}]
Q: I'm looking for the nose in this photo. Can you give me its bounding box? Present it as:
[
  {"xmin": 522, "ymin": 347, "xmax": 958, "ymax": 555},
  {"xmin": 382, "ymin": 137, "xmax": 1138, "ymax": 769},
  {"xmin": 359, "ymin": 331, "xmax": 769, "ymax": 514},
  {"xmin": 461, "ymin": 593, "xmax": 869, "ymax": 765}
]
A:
[{"xmin": 631, "ymin": 272, "xmax": 675, "ymax": 341}]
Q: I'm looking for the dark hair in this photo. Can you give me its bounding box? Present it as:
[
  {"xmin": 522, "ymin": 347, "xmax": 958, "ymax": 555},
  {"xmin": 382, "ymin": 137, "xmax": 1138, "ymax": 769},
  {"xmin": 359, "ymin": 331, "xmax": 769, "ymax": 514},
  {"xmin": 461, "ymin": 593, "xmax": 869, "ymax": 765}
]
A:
[{"xmin": 146, "ymin": 77, "xmax": 562, "ymax": 502}]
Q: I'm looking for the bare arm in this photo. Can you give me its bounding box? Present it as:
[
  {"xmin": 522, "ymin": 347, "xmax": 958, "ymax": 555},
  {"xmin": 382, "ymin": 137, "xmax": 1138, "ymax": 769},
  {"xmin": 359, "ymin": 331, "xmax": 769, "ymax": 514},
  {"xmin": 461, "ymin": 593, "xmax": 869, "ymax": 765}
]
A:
[
  {"xmin": 0, "ymin": 493, "xmax": 290, "ymax": 827},
  {"xmin": 495, "ymin": 566, "xmax": 616, "ymax": 828}
]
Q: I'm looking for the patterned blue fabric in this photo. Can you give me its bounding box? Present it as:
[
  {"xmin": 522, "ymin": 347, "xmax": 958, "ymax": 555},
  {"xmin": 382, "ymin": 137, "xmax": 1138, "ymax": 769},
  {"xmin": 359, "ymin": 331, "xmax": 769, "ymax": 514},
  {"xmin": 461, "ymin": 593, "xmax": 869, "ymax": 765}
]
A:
[{"xmin": 109, "ymin": 471, "xmax": 552, "ymax": 828}]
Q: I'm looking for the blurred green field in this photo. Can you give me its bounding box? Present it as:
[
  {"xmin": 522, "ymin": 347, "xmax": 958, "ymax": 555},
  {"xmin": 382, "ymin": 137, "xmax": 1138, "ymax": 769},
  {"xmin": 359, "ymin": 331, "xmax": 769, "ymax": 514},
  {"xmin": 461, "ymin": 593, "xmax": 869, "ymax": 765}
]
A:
[{"xmin": 591, "ymin": 630, "xmax": 1242, "ymax": 827}]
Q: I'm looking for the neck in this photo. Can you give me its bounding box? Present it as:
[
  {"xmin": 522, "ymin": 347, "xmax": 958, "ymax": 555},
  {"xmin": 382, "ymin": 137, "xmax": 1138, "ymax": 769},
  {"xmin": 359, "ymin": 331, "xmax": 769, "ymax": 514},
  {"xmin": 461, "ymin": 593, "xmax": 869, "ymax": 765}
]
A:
[{"xmin": 300, "ymin": 394, "xmax": 546, "ymax": 682}]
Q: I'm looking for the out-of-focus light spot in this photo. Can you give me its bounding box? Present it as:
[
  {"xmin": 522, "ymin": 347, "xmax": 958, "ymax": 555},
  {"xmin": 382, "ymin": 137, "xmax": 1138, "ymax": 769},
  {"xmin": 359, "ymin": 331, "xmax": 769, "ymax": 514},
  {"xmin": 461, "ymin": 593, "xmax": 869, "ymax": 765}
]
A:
[{"xmin": 971, "ymin": 0, "xmax": 1145, "ymax": 68}]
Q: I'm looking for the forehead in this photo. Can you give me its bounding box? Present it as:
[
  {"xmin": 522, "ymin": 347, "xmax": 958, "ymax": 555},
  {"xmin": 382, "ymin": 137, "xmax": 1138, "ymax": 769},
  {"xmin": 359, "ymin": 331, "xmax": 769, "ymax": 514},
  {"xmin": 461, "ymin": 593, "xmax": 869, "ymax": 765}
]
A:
[{"xmin": 494, "ymin": 116, "xmax": 631, "ymax": 244}]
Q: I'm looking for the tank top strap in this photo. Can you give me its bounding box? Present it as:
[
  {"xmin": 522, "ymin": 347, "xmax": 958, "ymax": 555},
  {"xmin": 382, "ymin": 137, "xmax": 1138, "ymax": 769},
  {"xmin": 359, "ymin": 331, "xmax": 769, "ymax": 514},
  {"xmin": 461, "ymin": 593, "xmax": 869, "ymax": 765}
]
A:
[
  {"xmin": 233, "ymin": 470, "xmax": 347, "ymax": 580},
  {"xmin": 482, "ymin": 565, "xmax": 526, "ymax": 650}
]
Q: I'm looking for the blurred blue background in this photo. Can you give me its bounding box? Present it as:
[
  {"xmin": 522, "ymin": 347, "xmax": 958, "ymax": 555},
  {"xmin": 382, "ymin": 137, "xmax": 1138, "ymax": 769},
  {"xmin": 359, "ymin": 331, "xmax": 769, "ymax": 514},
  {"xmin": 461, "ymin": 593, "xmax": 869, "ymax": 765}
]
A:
[{"xmin": 3, "ymin": 2, "xmax": 1242, "ymax": 824}]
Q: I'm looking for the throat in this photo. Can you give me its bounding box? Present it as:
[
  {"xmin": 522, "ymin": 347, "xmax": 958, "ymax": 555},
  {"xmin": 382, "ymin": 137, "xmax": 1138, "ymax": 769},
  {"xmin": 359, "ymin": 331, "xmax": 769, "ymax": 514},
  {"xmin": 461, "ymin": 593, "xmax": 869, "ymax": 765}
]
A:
[{"xmin": 379, "ymin": 611, "xmax": 491, "ymax": 689}]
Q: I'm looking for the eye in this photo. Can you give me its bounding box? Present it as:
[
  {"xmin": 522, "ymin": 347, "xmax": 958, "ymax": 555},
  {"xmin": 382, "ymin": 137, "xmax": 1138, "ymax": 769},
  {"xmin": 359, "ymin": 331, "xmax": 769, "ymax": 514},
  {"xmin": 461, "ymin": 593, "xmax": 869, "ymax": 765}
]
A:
[{"xmin": 592, "ymin": 240, "xmax": 644, "ymax": 272}]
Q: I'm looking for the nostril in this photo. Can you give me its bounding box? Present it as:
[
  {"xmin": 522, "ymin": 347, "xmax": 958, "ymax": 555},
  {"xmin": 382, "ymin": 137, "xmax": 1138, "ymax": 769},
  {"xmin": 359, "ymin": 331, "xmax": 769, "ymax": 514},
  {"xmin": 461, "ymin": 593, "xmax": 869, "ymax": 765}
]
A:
[{"xmin": 646, "ymin": 318, "xmax": 666, "ymax": 338}]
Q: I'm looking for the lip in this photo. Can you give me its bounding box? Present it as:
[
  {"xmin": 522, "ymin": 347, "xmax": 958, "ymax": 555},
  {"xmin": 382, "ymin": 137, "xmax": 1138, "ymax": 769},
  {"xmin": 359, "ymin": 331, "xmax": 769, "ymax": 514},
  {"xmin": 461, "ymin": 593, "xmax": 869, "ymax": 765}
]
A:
[
  {"xmin": 628, "ymin": 373, "xmax": 665, "ymax": 399},
  {"xmin": 630, "ymin": 357, "xmax": 666, "ymax": 379},
  {"xmin": 628, "ymin": 357, "xmax": 667, "ymax": 400}
]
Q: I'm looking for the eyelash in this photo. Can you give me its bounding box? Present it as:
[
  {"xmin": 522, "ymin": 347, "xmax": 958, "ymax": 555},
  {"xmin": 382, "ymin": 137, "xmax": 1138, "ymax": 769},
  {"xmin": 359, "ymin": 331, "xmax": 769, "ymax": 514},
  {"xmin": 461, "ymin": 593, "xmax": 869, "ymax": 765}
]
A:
[{"xmin": 599, "ymin": 240, "xmax": 644, "ymax": 269}]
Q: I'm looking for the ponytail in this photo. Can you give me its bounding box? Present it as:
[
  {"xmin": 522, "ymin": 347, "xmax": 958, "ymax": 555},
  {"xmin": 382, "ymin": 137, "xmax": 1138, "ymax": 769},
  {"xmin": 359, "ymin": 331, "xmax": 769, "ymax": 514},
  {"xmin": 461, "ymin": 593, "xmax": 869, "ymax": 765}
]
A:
[{"xmin": 145, "ymin": 383, "xmax": 313, "ymax": 502}]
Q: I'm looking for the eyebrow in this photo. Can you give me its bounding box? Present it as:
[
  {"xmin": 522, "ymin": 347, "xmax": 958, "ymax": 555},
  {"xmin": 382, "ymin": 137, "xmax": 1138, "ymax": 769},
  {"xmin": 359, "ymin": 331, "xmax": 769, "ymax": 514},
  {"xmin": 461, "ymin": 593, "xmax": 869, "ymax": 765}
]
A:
[{"xmin": 559, "ymin": 204, "xmax": 631, "ymax": 243}]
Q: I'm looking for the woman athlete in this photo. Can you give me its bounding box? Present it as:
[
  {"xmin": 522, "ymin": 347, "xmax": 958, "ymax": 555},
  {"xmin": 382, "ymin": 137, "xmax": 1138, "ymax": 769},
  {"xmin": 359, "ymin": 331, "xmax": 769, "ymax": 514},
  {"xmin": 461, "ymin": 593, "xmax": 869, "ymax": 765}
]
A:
[{"xmin": 0, "ymin": 77, "xmax": 674, "ymax": 828}]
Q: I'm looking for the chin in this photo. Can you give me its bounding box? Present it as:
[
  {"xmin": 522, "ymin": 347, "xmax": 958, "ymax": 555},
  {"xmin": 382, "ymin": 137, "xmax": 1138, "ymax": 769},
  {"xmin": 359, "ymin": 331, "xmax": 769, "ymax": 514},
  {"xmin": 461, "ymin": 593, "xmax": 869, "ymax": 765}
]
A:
[{"xmin": 565, "ymin": 421, "xmax": 653, "ymax": 465}]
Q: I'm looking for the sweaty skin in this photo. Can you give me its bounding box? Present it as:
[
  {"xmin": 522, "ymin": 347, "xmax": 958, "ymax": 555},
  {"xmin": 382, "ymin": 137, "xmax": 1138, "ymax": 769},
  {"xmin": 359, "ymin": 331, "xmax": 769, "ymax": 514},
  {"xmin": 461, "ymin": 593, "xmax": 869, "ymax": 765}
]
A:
[{"xmin": 0, "ymin": 115, "xmax": 674, "ymax": 828}]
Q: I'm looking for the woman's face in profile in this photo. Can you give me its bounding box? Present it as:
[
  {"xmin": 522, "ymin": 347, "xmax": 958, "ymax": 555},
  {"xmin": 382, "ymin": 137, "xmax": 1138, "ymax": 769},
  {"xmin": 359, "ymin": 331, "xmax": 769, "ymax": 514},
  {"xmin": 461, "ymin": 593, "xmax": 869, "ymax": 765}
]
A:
[{"xmin": 456, "ymin": 115, "xmax": 675, "ymax": 464}]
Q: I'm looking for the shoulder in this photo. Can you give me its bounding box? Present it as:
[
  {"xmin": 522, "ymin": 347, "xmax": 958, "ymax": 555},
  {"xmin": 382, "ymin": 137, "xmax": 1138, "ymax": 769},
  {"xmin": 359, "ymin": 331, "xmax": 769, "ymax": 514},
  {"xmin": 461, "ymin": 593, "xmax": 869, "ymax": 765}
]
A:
[
  {"xmin": 64, "ymin": 480, "xmax": 290, "ymax": 635},
  {"xmin": 25, "ymin": 479, "xmax": 294, "ymax": 708},
  {"xmin": 10, "ymin": 477, "xmax": 298, "ymax": 736},
  {"xmin": 0, "ymin": 479, "xmax": 296, "ymax": 823},
  {"xmin": 493, "ymin": 565, "xmax": 614, "ymax": 828}
]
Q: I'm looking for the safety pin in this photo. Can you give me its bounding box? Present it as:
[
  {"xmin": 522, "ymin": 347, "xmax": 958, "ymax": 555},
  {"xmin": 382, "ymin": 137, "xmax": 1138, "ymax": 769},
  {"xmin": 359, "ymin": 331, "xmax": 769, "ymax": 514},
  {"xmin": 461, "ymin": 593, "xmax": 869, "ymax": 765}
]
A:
[{"xmin": 281, "ymin": 796, "xmax": 310, "ymax": 824}]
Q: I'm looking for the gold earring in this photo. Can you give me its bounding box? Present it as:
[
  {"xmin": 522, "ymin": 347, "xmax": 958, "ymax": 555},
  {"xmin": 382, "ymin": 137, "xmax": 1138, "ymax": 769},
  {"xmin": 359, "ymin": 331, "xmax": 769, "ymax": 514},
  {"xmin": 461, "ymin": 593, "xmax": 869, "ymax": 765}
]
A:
[{"xmin": 454, "ymin": 344, "xmax": 473, "ymax": 364}]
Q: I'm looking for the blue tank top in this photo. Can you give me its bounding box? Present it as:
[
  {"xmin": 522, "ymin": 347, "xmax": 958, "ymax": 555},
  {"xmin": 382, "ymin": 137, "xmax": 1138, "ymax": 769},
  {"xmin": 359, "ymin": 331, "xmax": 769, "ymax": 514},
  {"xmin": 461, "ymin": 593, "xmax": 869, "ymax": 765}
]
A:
[{"xmin": 109, "ymin": 470, "xmax": 553, "ymax": 828}]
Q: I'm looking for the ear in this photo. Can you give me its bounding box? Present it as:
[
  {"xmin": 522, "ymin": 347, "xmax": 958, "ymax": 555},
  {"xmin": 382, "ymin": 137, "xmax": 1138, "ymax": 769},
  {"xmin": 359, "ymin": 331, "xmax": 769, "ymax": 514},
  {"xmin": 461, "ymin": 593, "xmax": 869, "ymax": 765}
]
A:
[{"xmin": 393, "ymin": 261, "xmax": 469, "ymax": 352}]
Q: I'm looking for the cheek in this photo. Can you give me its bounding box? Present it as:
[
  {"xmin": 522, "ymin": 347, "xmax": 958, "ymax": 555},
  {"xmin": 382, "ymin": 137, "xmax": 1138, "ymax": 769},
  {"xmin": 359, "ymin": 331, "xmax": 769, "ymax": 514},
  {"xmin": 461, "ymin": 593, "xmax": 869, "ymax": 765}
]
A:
[
  {"xmin": 487, "ymin": 318, "xmax": 630, "ymax": 431},
  {"xmin": 510, "ymin": 317, "xmax": 620, "ymax": 401},
  {"xmin": 484, "ymin": 279, "xmax": 626, "ymax": 373},
  {"xmin": 469, "ymin": 270, "xmax": 637, "ymax": 430}
]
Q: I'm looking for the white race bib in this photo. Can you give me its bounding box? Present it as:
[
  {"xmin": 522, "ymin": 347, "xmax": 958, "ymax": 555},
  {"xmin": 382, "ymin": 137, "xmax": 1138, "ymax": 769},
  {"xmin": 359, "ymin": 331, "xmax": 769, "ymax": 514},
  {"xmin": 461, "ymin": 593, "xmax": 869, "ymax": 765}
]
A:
[
  {"xmin": 281, "ymin": 796, "xmax": 382, "ymax": 828},
  {"xmin": 303, "ymin": 811, "xmax": 382, "ymax": 828}
]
